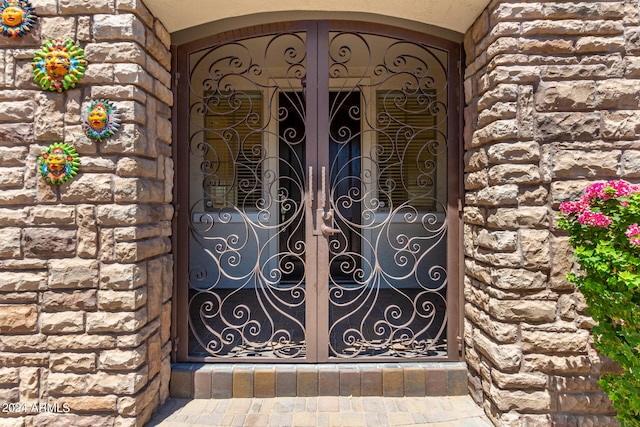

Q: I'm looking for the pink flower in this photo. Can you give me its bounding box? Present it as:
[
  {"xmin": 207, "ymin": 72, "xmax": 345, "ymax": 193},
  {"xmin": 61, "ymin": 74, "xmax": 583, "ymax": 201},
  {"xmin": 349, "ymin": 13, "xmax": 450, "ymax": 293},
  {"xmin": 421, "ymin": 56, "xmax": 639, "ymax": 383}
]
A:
[
  {"xmin": 584, "ymin": 180, "xmax": 640, "ymax": 201},
  {"xmin": 560, "ymin": 201, "xmax": 579, "ymax": 215},
  {"xmin": 577, "ymin": 211, "xmax": 612, "ymax": 228},
  {"xmin": 626, "ymin": 223, "xmax": 640, "ymax": 245},
  {"xmin": 584, "ymin": 182, "xmax": 608, "ymax": 200},
  {"xmin": 559, "ymin": 198, "xmax": 589, "ymax": 215},
  {"xmin": 620, "ymin": 201, "xmax": 629, "ymax": 207},
  {"xmin": 625, "ymin": 223, "xmax": 640, "ymax": 237}
]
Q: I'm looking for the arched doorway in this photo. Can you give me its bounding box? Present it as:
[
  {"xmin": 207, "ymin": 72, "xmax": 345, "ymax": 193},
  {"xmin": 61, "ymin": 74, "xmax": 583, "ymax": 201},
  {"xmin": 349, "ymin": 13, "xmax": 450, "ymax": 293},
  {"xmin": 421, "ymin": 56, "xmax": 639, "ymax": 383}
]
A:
[{"xmin": 174, "ymin": 21, "xmax": 462, "ymax": 363}]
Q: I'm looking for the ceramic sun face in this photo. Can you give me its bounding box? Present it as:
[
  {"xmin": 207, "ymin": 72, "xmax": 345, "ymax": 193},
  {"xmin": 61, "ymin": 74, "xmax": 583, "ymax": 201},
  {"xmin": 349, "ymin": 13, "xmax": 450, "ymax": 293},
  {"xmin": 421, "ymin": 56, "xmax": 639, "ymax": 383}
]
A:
[
  {"xmin": 32, "ymin": 39, "xmax": 87, "ymax": 92},
  {"xmin": 37, "ymin": 142, "xmax": 80, "ymax": 185},
  {"xmin": 0, "ymin": 0, "xmax": 36, "ymax": 38},
  {"xmin": 82, "ymin": 99, "xmax": 120, "ymax": 141}
]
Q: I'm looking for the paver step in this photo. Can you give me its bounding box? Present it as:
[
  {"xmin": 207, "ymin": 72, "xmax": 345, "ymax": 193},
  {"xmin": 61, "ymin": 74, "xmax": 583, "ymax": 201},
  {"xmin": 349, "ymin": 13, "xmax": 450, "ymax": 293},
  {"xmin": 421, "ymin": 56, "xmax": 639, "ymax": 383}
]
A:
[{"xmin": 170, "ymin": 362, "xmax": 468, "ymax": 399}]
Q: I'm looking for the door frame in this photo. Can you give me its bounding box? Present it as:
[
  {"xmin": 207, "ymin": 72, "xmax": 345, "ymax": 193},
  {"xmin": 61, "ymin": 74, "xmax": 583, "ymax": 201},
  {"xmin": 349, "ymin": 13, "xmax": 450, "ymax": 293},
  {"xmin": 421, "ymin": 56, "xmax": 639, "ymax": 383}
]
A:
[{"xmin": 172, "ymin": 20, "xmax": 463, "ymax": 363}]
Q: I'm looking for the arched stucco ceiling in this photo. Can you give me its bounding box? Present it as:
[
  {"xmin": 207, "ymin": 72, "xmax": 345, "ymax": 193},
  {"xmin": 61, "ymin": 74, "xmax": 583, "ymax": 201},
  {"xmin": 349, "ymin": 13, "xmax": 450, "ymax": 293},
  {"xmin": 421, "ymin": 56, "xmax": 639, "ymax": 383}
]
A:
[{"xmin": 145, "ymin": 0, "xmax": 490, "ymax": 37}]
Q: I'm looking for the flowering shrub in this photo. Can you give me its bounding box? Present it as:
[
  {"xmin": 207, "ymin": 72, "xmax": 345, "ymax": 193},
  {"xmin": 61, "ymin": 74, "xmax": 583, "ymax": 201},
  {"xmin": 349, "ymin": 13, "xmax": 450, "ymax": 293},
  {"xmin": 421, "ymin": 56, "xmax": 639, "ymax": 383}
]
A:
[{"xmin": 558, "ymin": 180, "xmax": 640, "ymax": 426}]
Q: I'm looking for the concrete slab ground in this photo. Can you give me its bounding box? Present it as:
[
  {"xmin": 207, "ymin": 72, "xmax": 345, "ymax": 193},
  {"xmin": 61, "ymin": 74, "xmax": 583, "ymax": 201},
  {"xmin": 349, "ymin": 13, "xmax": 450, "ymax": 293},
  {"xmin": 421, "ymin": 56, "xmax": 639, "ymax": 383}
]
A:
[{"xmin": 145, "ymin": 395, "xmax": 493, "ymax": 426}]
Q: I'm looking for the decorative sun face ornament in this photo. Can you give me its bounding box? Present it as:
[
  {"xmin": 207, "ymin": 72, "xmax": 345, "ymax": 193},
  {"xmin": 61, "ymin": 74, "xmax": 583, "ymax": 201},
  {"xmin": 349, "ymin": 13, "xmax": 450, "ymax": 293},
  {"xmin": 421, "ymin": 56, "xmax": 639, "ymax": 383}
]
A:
[
  {"xmin": 0, "ymin": 0, "xmax": 36, "ymax": 38},
  {"xmin": 32, "ymin": 39, "xmax": 87, "ymax": 92},
  {"xmin": 38, "ymin": 142, "xmax": 80, "ymax": 185},
  {"xmin": 82, "ymin": 99, "xmax": 120, "ymax": 141}
]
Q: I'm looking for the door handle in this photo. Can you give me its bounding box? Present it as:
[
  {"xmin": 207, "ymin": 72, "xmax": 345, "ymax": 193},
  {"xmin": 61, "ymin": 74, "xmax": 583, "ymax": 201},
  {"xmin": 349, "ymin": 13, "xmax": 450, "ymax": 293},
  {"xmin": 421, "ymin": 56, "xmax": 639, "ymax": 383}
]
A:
[
  {"xmin": 318, "ymin": 209, "xmax": 341, "ymax": 237},
  {"xmin": 310, "ymin": 166, "xmax": 340, "ymax": 237}
]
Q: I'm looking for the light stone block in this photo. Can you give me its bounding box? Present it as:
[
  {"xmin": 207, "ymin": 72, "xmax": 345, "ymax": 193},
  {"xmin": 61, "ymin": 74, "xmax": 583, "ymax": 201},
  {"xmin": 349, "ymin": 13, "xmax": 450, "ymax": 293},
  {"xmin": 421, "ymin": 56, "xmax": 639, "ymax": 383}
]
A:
[
  {"xmin": 83, "ymin": 63, "xmax": 116, "ymax": 84},
  {"xmin": 90, "ymin": 85, "xmax": 147, "ymax": 103},
  {"xmin": 473, "ymin": 331, "xmax": 521, "ymax": 372},
  {"xmin": 60, "ymin": 174, "xmax": 114, "ymax": 203},
  {"xmin": 488, "ymin": 299, "xmax": 556, "ymax": 323},
  {"xmin": 0, "ymin": 147, "xmax": 28, "ymax": 167},
  {"xmin": 0, "ymin": 272, "xmax": 46, "ymax": 292},
  {"xmin": 621, "ymin": 150, "xmax": 640, "ymax": 177},
  {"xmin": 78, "ymin": 157, "xmax": 117, "ymax": 173},
  {"xmin": 476, "ymin": 184, "xmax": 519, "ymax": 206},
  {"xmin": 114, "ymin": 223, "xmax": 169, "ymax": 241},
  {"xmin": 0, "ymin": 304, "xmax": 37, "ymax": 333},
  {"xmin": 97, "ymin": 289, "xmax": 147, "ymax": 311},
  {"xmin": 48, "ymin": 259, "xmax": 99, "ymax": 289},
  {"xmin": 60, "ymin": 0, "xmax": 114, "ymax": 14},
  {"xmin": 114, "ymin": 177, "xmax": 164, "ymax": 203},
  {"xmin": 535, "ymin": 81, "xmax": 600, "ymax": 111},
  {"xmin": 115, "ymin": 237, "xmax": 170, "ymax": 263},
  {"xmin": 99, "ymin": 345, "xmax": 147, "ymax": 370},
  {"xmin": 490, "ymin": 386, "xmax": 551, "ymax": 412},
  {"xmin": 52, "ymin": 396, "xmax": 118, "ymax": 413},
  {"xmin": 47, "ymin": 372, "xmax": 87, "ymax": 395},
  {"xmin": 39, "ymin": 16, "xmax": 76, "ymax": 40},
  {"xmin": 0, "ymin": 101, "xmax": 34, "ymax": 121},
  {"xmin": 602, "ymin": 110, "xmax": 640, "ymax": 140},
  {"xmin": 32, "ymin": 205, "xmax": 76, "ymax": 225},
  {"xmin": 114, "ymin": 64, "xmax": 154, "ymax": 92},
  {"xmin": 86, "ymin": 370, "xmax": 147, "ymax": 395},
  {"xmin": 40, "ymin": 311, "xmax": 85, "ymax": 334},
  {"xmin": 0, "ymin": 227, "xmax": 21, "ymax": 258},
  {"xmin": 552, "ymin": 150, "xmax": 620, "ymax": 178},
  {"xmin": 42, "ymin": 290, "xmax": 97, "ymax": 312},
  {"xmin": 34, "ymin": 92, "xmax": 64, "ymax": 140},
  {"xmin": 575, "ymin": 36, "xmax": 625, "ymax": 54},
  {"xmin": 520, "ymin": 229, "xmax": 550, "ymax": 269},
  {"xmin": 117, "ymin": 0, "xmax": 154, "ymax": 27},
  {"xmin": 50, "ymin": 353, "xmax": 97, "ymax": 374},
  {"xmin": 535, "ymin": 112, "xmax": 600, "ymax": 142},
  {"xmin": 100, "ymin": 123, "xmax": 147, "ymax": 155},
  {"xmin": 116, "ymin": 157, "xmax": 158, "ymax": 178},
  {"xmin": 93, "ymin": 14, "xmax": 145, "ymax": 41},
  {"xmin": 0, "ymin": 123, "xmax": 34, "ymax": 144},
  {"xmin": 476, "ymin": 229, "xmax": 518, "ymax": 251},
  {"xmin": 0, "ymin": 367, "xmax": 19, "ymax": 385},
  {"xmin": 522, "ymin": 330, "xmax": 590, "ymax": 353},
  {"xmin": 86, "ymin": 310, "xmax": 147, "ymax": 333},
  {"xmin": 99, "ymin": 262, "xmax": 147, "ymax": 290}
]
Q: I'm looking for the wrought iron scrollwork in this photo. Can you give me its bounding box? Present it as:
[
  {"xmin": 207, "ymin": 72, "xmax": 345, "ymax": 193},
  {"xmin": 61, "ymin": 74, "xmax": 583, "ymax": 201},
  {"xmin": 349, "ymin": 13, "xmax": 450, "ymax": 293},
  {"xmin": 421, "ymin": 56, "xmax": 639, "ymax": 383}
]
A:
[
  {"xmin": 186, "ymin": 27, "xmax": 450, "ymax": 361},
  {"xmin": 326, "ymin": 31, "xmax": 449, "ymax": 358},
  {"xmin": 188, "ymin": 33, "xmax": 308, "ymax": 359}
]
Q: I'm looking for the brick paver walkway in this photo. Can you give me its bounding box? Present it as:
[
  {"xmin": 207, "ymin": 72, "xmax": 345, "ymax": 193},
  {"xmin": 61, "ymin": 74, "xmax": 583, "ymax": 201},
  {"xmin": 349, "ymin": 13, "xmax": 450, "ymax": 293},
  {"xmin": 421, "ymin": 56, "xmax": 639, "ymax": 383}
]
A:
[{"xmin": 145, "ymin": 395, "xmax": 493, "ymax": 427}]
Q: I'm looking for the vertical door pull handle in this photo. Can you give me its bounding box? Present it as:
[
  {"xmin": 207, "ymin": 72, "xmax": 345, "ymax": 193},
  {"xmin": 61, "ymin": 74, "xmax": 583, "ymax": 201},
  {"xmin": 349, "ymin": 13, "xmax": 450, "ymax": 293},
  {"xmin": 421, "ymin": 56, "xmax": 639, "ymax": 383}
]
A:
[{"xmin": 313, "ymin": 166, "xmax": 340, "ymax": 237}]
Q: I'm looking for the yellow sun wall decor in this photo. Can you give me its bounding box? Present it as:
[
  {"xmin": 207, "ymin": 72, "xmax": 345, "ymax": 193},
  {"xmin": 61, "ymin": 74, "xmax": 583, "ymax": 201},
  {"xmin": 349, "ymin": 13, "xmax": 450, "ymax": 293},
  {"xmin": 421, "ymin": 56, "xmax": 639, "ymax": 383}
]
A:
[
  {"xmin": 0, "ymin": 0, "xmax": 36, "ymax": 38},
  {"xmin": 82, "ymin": 99, "xmax": 121, "ymax": 141},
  {"xmin": 37, "ymin": 142, "xmax": 80, "ymax": 185},
  {"xmin": 32, "ymin": 39, "xmax": 87, "ymax": 92}
]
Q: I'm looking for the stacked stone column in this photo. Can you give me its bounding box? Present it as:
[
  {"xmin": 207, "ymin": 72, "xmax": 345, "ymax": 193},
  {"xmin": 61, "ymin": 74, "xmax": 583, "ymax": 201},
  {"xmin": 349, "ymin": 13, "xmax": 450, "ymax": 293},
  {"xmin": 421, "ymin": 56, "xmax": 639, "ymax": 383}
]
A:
[
  {"xmin": 463, "ymin": 0, "xmax": 640, "ymax": 425},
  {"xmin": 0, "ymin": 0, "xmax": 173, "ymax": 426}
]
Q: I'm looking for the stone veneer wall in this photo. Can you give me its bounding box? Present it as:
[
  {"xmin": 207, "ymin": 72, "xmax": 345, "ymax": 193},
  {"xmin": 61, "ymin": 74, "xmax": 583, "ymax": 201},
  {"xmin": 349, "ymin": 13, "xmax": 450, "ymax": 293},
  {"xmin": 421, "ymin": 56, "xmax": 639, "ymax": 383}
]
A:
[
  {"xmin": 0, "ymin": 0, "xmax": 173, "ymax": 426},
  {"xmin": 463, "ymin": 0, "xmax": 640, "ymax": 426}
]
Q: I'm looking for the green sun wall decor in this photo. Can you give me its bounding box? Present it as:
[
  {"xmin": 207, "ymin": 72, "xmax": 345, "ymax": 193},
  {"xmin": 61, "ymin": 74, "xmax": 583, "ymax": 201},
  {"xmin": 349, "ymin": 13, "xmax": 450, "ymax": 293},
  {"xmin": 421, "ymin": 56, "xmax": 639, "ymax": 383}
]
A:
[
  {"xmin": 82, "ymin": 99, "xmax": 120, "ymax": 141},
  {"xmin": 38, "ymin": 142, "xmax": 80, "ymax": 185},
  {"xmin": 0, "ymin": 0, "xmax": 36, "ymax": 38},
  {"xmin": 32, "ymin": 39, "xmax": 87, "ymax": 92}
]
